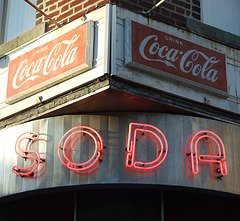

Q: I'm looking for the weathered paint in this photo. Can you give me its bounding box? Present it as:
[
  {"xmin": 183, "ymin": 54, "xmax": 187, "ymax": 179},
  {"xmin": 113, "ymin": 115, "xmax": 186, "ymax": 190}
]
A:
[
  {"xmin": 7, "ymin": 21, "xmax": 93, "ymax": 104},
  {"xmin": 114, "ymin": 7, "xmax": 240, "ymax": 115}
]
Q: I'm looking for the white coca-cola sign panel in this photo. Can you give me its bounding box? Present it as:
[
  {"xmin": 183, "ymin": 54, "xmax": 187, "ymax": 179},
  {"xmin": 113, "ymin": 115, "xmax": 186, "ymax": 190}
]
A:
[
  {"xmin": 125, "ymin": 20, "xmax": 227, "ymax": 94},
  {"xmin": 7, "ymin": 21, "xmax": 93, "ymax": 104}
]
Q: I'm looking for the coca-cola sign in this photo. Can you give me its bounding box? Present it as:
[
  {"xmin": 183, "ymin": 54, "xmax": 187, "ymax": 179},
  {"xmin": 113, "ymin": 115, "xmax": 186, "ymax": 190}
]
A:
[
  {"xmin": 125, "ymin": 20, "xmax": 227, "ymax": 94},
  {"xmin": 7, "ymin": 21, "xmax": 93, "ymax": 104}
]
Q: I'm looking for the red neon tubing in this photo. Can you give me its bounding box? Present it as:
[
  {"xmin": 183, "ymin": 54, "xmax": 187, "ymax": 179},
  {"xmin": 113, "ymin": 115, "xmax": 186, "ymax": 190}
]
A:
[
  {"xmin": 64, "ymin": 131, "xmax": 99, "ymax": 171},
  {"xmin": 126, "ymin": 124, "xmax": 166, "ymax": 167},
  {"xmin": 187, "ymin": 130, "xmax": 227, "ymax": 176},
  {"xmin": 132, "ymin": 129, "xmax": 164, "ymax": 169},
  {"xmin": 190, "ymin": 132, "xmax": 225, "ymax": 174},
  {"xmin": 58, "ymin": 126, "xmax": 104, "ymax": 172},
  {"xmin": 12, "ymin": 131, "xmax": 41, "ymax": 177},
  {"xmin": 192, "ymin": 135, "xmax": 221, "ymax": 173},
  {"xmin": 126, "ymin": 123, "xmax": 168, "ymax": 170}
]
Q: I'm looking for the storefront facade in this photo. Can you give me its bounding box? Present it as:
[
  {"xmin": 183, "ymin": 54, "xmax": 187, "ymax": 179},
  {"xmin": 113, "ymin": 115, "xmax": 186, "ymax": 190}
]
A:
[{"xmin": 0, "ymin": 1, "xmax": 240, "ymax": 220}]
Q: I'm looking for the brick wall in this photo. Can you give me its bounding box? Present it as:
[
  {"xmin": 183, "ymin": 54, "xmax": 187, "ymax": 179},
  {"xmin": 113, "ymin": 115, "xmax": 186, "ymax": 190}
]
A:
[
  {"xmin": 113, "ymin": 0, "xmax": 201, "ymax": 28},
  {"xmin": 36, "ymin": 0, "xmax": 200, "ymax": 30},
  {"xmin": 36, "ymin": 0, "xmax": 111, "ymax": 30}
]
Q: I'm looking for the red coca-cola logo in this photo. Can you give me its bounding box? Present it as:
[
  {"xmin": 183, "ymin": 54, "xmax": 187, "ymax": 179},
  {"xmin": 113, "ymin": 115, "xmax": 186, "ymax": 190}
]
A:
[
  {"xmin": 12, "ymin": 34, "xmax": 79, "ymax": 89},
  {"xmin": 131, "ymin": 21, "xmax": 227, "ymax": 93},
  {"xmin": 7, "ymin": 22, "xmax": 92, "ymax": 103}
]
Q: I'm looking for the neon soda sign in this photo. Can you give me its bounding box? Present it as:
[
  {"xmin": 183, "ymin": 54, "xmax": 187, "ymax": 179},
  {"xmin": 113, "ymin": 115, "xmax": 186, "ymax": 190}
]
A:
[
  {"xmin": 12, "ymin": 132, "xmax": 45, "ymax": 177},
  {"xmin": 126, "ymin": 123, "xmax": 168, "ymax": 171},
  {"xmin": 185, "ymin": 130, "xmax": 227, "ymax": 180},
  {"xmin": 12, "ymin": 123, "xmax": 227, "ymax": 179},
  {"xmin": 58, "ymin": 126, "xmax": 104, "ymax": 172}
]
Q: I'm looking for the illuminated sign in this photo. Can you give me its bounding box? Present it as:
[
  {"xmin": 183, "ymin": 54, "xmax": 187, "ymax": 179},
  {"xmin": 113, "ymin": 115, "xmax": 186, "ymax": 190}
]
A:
[
  {"xmin": 12, "ymin": 131, "xmax": 45, "ymax": 177},
  {"xmin": 12, "ymin": 123, "xmax": 227, "ymax": 180},
  {"xmin": 185, "ymin": 130, "xmax": 227, "ymax": 180},
  {"xmin": 126, "ymin": 123, "xmax": 168, "ymax": 171},
  {"xmin": 125, "ymin": 20, "xmax": 227, "ymax": 95},
  {"xmin": 58, "ymin": 126, "xmax": 104, "ymax": 173},
  {"xmin": 6, "ymin": 21, "xmax": 93, "ymax": 104}
]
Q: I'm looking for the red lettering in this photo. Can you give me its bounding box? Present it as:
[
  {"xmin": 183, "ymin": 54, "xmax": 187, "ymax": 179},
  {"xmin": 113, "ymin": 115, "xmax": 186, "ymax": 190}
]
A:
[
  {"xmin": 12, "ymin": 132, "xmax": 45, "ymax": 177},
  {"xmin": 58, "ymin": 126, "xmax": 104, "ymax": 172},
  {"xmin": 12, "ymin": 125, "xmax": 228, "ymax": 180},
  {"xmin": 185, "ymin": 130, "xmax": 227, "ymax": 179},
  {"xmin": 125, "ymin": 123, "xmax": 168, "ymax": 171}
]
